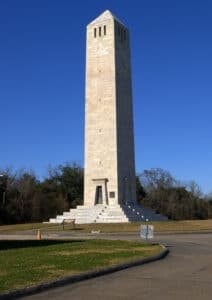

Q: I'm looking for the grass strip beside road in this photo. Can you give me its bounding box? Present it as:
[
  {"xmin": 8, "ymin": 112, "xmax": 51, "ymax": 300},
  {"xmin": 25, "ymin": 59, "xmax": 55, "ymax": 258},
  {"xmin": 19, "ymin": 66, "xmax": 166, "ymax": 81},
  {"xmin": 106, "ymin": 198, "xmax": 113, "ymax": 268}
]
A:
[
  {"xmin": 67, "ymin": 220, "xmax": 212, "ymax": 232},
  {"xmin": 0, "ymin": 239, "xmax": 162, "ymax": 294},
  {"xmin": 0, "ymin": 223, "xmax": 56, "ymax": 232},
  {"xmin": 1, "ymin": 220, "xmax": 212, "ymax": 233}
]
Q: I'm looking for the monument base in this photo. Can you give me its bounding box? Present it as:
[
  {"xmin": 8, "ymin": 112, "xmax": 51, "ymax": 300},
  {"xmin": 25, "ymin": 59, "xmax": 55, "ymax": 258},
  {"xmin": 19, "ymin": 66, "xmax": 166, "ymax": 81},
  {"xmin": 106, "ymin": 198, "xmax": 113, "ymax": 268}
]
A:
[{"xmin": 48, "ymin": 202, "xmax": 168, "ymax": 224}]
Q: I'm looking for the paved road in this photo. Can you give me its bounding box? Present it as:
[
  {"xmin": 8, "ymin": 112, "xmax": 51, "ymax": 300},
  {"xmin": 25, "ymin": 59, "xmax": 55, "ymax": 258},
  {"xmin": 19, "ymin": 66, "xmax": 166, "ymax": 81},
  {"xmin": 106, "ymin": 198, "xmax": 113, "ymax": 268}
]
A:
[{"xmin": 20, "ymin": 233, "xmax": 212, "ymax": 300}]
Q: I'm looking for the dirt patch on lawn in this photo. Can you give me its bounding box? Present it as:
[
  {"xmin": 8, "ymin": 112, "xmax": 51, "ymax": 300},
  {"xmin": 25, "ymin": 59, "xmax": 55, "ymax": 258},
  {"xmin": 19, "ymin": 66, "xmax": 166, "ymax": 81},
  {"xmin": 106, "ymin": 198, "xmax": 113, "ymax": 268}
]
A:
[{"xmin": 52, "ymin": 246, "xmax": 159, "ymax": 256}]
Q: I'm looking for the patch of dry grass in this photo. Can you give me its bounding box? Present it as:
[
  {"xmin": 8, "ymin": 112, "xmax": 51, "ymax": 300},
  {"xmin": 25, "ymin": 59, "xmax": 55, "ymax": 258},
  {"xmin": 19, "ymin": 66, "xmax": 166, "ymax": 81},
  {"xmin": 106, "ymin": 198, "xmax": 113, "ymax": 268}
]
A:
[
  {"xmin": 0, "ymin": 223, "xmax": 57, "ymax": 232},
  {"xmin": 66, "ymin": 219, "xmax": 212, "ymax": 233},
  {"xmin": 1, "ymin": 219, "xmax": 212, "ymax": 234}
]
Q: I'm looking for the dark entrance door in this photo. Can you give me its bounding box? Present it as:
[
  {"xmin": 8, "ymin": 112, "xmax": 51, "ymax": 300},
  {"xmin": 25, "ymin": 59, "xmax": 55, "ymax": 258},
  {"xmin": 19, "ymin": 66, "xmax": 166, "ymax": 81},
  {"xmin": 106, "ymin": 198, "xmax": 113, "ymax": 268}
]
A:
[{"xmin": 95, "ymin": 186, "xmax": 103, "ymax": 204}]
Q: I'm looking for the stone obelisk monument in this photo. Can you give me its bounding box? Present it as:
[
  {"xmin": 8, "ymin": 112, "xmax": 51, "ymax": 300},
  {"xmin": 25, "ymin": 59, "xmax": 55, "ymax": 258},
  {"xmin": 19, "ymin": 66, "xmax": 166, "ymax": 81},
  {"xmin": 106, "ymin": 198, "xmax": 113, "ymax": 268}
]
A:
[
  {"xmin": 49, "ymin": 10, "xmax": 168, "ymax": 223},
  {"xmin": 84, "ymin": 10, "xmax": 136, "ymax": 206}
]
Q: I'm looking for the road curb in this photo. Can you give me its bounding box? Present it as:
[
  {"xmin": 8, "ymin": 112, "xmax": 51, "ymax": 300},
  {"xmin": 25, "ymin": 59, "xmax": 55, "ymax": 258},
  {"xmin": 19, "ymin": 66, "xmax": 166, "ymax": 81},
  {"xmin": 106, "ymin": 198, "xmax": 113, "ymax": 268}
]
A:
[{"xmin": 0, "ymin": 245, "xmax": 169, "ymax": 300}]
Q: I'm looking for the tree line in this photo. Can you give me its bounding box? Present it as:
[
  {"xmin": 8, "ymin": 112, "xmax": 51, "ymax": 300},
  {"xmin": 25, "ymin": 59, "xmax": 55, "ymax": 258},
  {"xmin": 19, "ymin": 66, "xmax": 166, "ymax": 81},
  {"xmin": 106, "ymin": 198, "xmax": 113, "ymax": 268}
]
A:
[
  {"xmin": 0, "ymin": 163, "xmax": 83, "ymax": 225},
  {"xmin": 137, "ymin": 168, "xmax": 212, "ymax": 220},
  {"xmin": 0, "ymin": 164, "xmax": 211, "ymax": 224}
]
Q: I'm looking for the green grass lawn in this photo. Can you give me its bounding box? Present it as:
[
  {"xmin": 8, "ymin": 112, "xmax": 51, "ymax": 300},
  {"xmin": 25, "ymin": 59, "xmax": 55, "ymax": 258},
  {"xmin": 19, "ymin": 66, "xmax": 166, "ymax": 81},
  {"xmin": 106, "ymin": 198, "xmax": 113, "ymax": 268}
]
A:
[
  {"xmin": 0, "ymin": 239, "xmax": 162, "ymax": 294},
  {"xmin": 1, "ymin": 219, "xmax": 212, "ymax": 233}
]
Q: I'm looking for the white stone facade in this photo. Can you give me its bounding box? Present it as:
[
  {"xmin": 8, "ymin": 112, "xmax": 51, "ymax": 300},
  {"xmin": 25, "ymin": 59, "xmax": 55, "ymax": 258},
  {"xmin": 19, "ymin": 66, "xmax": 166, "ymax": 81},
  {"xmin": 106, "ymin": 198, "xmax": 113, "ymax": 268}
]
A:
[{"xmin": 84, "ymin": 10, "xmax": 136, "ymax": 206}]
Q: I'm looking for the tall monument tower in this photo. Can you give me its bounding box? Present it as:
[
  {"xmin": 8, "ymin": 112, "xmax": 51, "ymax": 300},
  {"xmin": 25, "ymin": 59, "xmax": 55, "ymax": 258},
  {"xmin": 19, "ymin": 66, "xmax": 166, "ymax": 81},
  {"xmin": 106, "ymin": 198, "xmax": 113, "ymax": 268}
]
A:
[
  {"xmin": 84, "ymin": 10, "xmax": 136, "ymax": 206},
  {"xmin": 48, "ymin": 10, "xmax": 168, "ymax": 223}
]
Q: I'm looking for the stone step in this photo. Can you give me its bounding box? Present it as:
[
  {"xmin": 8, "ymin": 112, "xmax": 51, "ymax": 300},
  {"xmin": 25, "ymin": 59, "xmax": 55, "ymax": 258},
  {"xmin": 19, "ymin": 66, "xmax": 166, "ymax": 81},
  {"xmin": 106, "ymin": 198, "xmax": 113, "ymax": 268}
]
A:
[{"xmin": 47, "ymin": 202, "xmax": 168, "ymax": 224}]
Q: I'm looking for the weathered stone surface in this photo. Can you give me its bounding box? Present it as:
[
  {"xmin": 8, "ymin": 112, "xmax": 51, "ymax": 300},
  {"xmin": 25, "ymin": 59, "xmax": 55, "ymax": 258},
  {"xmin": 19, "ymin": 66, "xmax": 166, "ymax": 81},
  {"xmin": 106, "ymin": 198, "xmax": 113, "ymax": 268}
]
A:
[{"xmin": 84, "ymin": 10, "xmax": 136, "ymax": 206}]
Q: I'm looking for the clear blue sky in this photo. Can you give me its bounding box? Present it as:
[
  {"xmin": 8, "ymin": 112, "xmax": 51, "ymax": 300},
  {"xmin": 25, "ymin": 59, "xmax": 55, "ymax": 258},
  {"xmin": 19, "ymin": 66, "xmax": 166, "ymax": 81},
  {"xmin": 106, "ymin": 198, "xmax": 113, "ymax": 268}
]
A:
[{"xmin": 0, "ymin": 0, "xmax": 211, "ymax": 194}]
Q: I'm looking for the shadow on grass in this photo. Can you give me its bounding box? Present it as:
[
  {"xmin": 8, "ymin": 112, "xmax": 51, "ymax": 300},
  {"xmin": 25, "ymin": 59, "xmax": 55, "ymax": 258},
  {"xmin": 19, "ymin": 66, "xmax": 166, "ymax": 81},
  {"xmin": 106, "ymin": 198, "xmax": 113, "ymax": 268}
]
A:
[
  {"xmin": 70, "ymin": 227, "xmax": 83, "ymax": 231},
  {"xmin": 0, "ymin": 240, "xmax": 84, "ymax": 251},
  {"xmin": 43, "ymin": 227, "xmax": 84, "ymax": 231}
]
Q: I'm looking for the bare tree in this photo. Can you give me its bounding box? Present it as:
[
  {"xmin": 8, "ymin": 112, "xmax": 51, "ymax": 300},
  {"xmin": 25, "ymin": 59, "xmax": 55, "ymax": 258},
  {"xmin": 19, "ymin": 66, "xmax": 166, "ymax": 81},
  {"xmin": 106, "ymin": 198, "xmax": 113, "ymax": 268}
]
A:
[{"xmin": 138, "ymin": 168, "xmax": 175, "ymax": 192}]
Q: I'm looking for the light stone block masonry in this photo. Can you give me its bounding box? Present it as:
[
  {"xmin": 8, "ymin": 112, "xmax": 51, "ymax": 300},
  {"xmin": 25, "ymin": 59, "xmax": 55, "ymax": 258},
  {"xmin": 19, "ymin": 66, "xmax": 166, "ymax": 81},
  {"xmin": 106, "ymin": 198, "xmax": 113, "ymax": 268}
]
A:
[{"xmin": 84, "ymin": 10, "xmax": 136, "ymax": 206}]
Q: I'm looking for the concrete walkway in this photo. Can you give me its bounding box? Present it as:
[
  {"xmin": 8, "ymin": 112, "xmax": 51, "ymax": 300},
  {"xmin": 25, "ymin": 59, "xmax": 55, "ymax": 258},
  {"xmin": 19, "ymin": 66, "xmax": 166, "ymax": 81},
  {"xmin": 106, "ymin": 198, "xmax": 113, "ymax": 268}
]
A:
[{"xmin": 18, "ymin": 232, "xmax": 212, "ymax": 300}]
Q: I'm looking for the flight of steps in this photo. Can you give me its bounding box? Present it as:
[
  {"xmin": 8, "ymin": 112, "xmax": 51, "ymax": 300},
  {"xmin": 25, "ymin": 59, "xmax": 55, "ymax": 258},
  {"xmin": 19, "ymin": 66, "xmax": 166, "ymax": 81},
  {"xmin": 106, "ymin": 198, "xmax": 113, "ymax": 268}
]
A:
[{"xmin": 48, "ymin": 201, "xmax": 168, "ymax": 224}]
